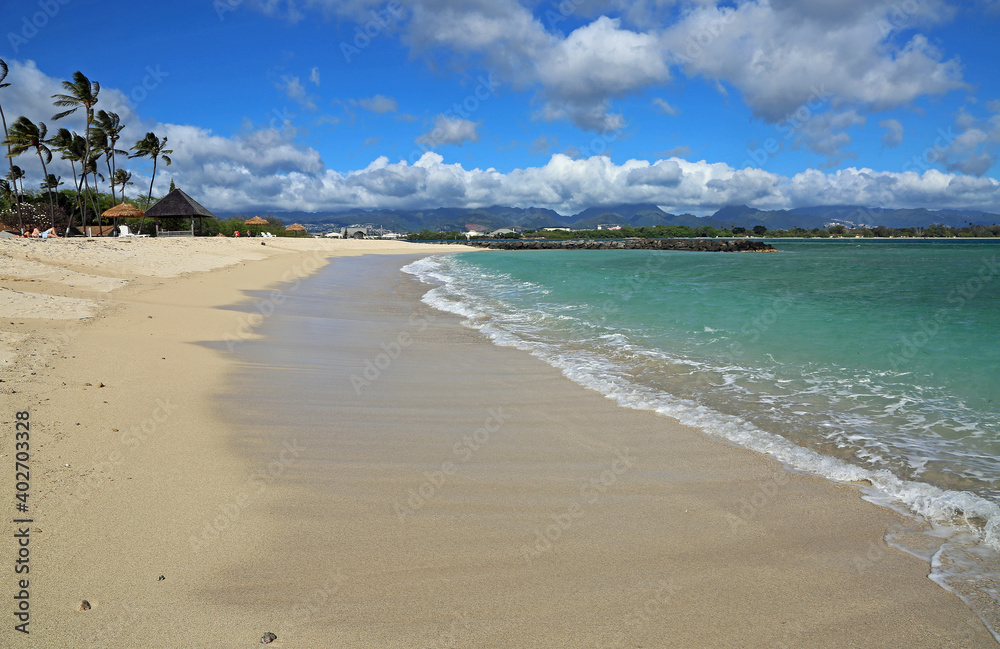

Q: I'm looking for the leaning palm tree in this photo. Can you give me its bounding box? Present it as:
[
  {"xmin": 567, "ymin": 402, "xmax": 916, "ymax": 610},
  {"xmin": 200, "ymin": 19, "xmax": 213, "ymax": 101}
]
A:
[
  {"xmin": 94, "ymin": 110, "xmax": 125, "ymax": 204},
  {"xmin": 130, "ymin": 132, "xmax": 172, "ymax": 235},
  {"xmin": 5, "ymin": 116, "xmax": 56, "ymax": 228},
  {"xmin": 0, "ymin": 59, "xmax": 23, "ymax": 233}
]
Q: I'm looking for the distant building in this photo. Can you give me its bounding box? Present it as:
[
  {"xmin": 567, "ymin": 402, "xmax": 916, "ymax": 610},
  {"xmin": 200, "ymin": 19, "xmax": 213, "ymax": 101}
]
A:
[
  {"xmin": 542, "ymin": 227, "xmax": 573, "ymax": 232},
  {"xmin": 343, "ymin": 224, "xmax": 374, "ymax": 238},
  {"xmin": 596, "ymin": 224, "xmax": 622, "ymax": 231},
  {"xmin": 488, "ymin": 226, "xmax": 524, "ymax": 237}
]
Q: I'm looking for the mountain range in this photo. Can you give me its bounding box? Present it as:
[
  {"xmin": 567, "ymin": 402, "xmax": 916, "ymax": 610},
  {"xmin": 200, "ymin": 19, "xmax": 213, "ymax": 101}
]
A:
[{"xmin": 215, "ymin": 203, "xmax": 1000, "ymax": 233}]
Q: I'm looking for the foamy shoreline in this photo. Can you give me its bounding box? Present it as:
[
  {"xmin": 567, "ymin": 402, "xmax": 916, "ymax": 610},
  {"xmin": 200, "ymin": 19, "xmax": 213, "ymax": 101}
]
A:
[{"xmin": 0, "ymin": 237, "xmax": 995, "ymax": 647}]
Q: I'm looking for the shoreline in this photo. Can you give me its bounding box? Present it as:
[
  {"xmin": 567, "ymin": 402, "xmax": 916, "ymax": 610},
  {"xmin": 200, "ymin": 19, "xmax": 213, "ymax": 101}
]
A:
[
  {"xmin": 1, "ymin": 238, "xmax": 995, "ymax": 646},
  {"xmin": 216, "ymin": 253, "xmax": 994, "ymax": 646}
]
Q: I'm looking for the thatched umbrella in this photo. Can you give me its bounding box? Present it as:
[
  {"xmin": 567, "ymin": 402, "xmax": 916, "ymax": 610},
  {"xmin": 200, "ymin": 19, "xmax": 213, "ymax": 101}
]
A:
[
  {"xmin": 101, "ymin": 203, "xmax": 145, "ymax": 237},
  {"xmin": 286, "ymin": 223, "xmax": 306, "ymax": 236},
  {"xmin": 102, "ymin": 202, "xmax": 144, "ymax": 219},
  {"xmin": 243, "ymin": 216, "xmax": 268, "ymax": 237},
  {"xmin": 144, "ymin": 189, "xmax": 217, "ymax": 236}
]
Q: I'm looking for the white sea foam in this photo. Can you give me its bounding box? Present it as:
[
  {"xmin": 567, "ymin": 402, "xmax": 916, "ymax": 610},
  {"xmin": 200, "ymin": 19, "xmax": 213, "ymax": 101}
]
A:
[{"xmin": 403, "ymin": 253, "xmax": 1000, "ymax": 638}]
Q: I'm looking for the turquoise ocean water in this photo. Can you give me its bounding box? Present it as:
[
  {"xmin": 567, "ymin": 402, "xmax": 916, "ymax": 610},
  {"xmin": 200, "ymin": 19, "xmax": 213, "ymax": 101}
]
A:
[{"xmin": 403, "ymin": 239, "xmax": 1000, "ymax": 636}]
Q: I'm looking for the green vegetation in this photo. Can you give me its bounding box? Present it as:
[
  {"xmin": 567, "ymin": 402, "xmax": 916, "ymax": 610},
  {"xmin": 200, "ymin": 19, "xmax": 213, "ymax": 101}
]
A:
[{"xmin": 407, "ymin": 229, "xmax": 468, "ymax": 241}]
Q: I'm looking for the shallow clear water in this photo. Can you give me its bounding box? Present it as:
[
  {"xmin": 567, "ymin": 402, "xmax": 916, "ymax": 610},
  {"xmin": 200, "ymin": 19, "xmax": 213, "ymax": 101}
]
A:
[{"xmin": 404, "ymin": 239, "xmax": 1000, "ymax": 637}]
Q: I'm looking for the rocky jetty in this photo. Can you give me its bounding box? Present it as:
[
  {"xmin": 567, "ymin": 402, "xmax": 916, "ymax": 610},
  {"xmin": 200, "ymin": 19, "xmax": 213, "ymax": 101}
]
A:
[{"xmin": 462, "ymin": 238, "xmax": 777, "ymax": 252}]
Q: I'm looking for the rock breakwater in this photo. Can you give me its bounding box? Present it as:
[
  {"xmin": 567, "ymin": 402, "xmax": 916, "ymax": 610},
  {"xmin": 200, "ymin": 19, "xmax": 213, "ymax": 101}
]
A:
[{"xmin": 461, "ymin": 238, "xmax": 777, "ymax": 252}]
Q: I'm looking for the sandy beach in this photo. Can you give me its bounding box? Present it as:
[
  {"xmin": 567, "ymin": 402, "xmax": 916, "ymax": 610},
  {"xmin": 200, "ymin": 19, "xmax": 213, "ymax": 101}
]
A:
[{"xmin": 0, "ymin": 237, "xmax": 995, "ymax": 648}]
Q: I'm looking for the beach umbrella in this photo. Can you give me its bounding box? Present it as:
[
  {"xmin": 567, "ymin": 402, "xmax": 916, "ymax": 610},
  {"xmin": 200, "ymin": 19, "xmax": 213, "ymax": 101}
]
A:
[
  {"xmin": 102, "ymin": 202, "xmax": 145, "ymax": 237},
  {"xmin": 286, "ymin": 223, "xmax": 306, "ymax": 235},
  {"xmin": 101, "ymin": 202, "xmax": 144, "ymax": 219},
  {"xmin": 243, "ymin": 215, "xmax": 268, "ymax": 236}
]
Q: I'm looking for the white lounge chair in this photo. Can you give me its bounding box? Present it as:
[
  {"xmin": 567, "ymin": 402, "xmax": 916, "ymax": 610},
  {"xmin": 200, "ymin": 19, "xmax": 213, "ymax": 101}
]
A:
[{"xmin": 119, "ymin": 225, "xmax": 149, "ymax": 238}]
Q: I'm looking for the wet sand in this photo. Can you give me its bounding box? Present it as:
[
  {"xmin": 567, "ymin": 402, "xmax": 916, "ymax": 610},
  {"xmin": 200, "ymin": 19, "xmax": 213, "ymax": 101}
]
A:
[
  {"xmin": 208, "ymin": 254, "xmax": 996, "ymax": 647},
  {"xmin": 0, "ymin": 240, "xmax": 994, "ymax": 647}
]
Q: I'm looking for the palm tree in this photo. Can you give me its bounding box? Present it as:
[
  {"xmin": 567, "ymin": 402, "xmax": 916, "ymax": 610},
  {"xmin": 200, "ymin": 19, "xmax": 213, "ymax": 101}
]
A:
[
  {"xmin": 94, "ymin": 110, "xmax": 125, "ymax": 204},
  {"xmin": 89, "ymin": 127, "xmax": 109, "ymax": 196},
  {"xmin": 109, "ymin": 168, "xmax": 135, "ymax": 234},
  {"xmin": 130, "ymin": 132, "xmax": 172, "ymax": 234},
  {"xmin": 41, "ymin": 173, "xmax": 63, "ymax": 193},
  {"xmin": 51, "ymin": 128, "xmax": 88, "ymax": 234},
  {"xmin": 4, "ymin": 116, "xmax": 56, "ymax": 228},
  {"xmin": 112, "ymin": 168, "xmax": 133, "ymax": 200},
  {"xmin": 82, "ymin": 155, "xmax": 105, "ymax": 233},
  {"xmin": 52, "ymin": 71, "xmax": 99, "ymax": 228},
  {"xmin": 0, "ymin": 59, "xmax": 23, "ymax": 233}
]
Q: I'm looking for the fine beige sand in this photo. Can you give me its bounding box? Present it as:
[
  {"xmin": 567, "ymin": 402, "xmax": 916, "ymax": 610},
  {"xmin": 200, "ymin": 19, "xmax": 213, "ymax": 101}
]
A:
[{"xmin": 0, "ymin": 236, "xmax": 995, "ymax": 648}]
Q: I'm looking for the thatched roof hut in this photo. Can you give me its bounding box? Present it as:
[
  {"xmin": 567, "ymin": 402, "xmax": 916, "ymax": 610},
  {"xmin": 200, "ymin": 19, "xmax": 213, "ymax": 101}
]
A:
[
  {"xmin": 146, "ymin": 189, "xmax": 215, "ymax": 219},
  {"xmin": 145, "ymin": 189, "xmax": 216, "ymax": 236},
  {"xmin": 245, "ymin": 216, "xmax": 268, "ymax": 225},
  {"xmin": 101, "ymin": 202, "xmax": 144, "ymax": 219},
  {"xmin": 286, "ymin": 223, "xmax": 306, "ymax": 232}
]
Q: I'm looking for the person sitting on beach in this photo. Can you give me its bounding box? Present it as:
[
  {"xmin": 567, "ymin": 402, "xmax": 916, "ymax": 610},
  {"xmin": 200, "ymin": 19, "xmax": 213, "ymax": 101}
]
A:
[
  {"xmin": 39, "ymin": 227, "xmax": 61, "ymax": 238},
  {"xmin": 28, "ymin": 228, "xmax": 41, "ymax": 238}
]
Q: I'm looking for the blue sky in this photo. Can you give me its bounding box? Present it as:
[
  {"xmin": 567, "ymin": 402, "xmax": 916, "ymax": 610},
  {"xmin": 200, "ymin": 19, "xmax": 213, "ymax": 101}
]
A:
[{"xmin": 2, "ymin": 0, "xmax": 1000, "ymax": 215}]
